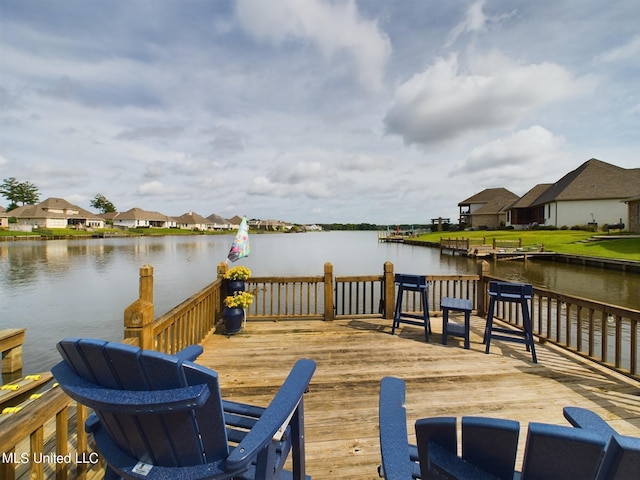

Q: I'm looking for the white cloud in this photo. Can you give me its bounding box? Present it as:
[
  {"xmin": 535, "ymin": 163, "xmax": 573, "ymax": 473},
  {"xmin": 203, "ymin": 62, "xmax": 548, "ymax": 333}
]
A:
[
  {"xmin": 450, "ymin": 126, "xmax": 569, "ymax": 190},
  {"xmin": 1, "ymin": 1, "xmax": 636, "ymax": 224},
  {"xmin": 445, "ymin": 1, "xmax": 487, "ymax": 47},
  {"xmin": 384, "ymin": 52, "xmax": 589, "ymax": 146},
  {"xmin": 236, "ymin": 0, "xmax": 391, "ymax": 91},
  {"xmin": 137, "ymin": 181, "xmax": 165, "ymax": 196},
  {"xmin": 594, "ymin": 34, "xmax": 640, "ymax": 64}
]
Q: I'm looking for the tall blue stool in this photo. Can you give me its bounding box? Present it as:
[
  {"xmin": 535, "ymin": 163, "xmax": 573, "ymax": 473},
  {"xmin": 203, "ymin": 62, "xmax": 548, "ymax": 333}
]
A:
[
  {"xmin": 392, "ymin": 274, "xmax": 431, "ymax": 341},
  {"xmin": 484, "ymin": 281, "xmax": 537, "ymax": 363}
]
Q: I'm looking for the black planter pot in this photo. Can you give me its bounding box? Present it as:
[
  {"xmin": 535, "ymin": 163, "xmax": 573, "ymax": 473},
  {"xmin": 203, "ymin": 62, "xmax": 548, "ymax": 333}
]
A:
[
  {"xmin": 223, "ymin": 307, "xmax": 244, "ymax": 335},
  {"xmin": 227, "ymin": 279, "xmax": 245, "ymax": 295}
]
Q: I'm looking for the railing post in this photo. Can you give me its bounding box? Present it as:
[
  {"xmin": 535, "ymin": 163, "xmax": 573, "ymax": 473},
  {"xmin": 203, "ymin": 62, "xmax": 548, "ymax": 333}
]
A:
[
  {"xmin": 124, "ymin": 265, "xmax": 155, "ymax": 349},
  {"xmin": 0, "ymin": 328, "xmax": 26, "ymax": 373},
  {"xmin": 383, "ymin": 261, "xmax": 395, "ymax": 320},
  {"xmin": 324, "ymin": 262, "xmax": 334, "ymax": 321},
  {"xmin": 477, "ymin": 260, "xmax": 490, "ymax": 316}
]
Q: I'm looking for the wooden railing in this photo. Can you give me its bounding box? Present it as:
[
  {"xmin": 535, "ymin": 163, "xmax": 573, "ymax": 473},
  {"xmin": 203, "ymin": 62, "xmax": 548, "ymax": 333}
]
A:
[
  {"xmin": 123, "ymin": 264, "xmax": 222, "ymax": 355},
  {"xmin": 4, "ymin": 260, "xmax": 638, "ymax": 479},
  {"xmin": 151, "ymin": 280, "xmax": 222, "ymax": 354},
  {"xmin": 246, "ymin": 275, "xmax": 324, "ymax": 320},
  {"xmin": 480, "ymin": 274, "xmax": 640, "ymax": 377},
  {"xmin": 0, "ymin": 387, "xmax": 99, "ymax": 480}
]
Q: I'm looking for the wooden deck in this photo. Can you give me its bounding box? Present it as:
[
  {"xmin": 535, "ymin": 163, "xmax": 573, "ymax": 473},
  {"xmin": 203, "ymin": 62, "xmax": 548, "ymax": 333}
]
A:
[{"xmin": 198, "ymin": 314, "xmax": 640, "ymax": 480}]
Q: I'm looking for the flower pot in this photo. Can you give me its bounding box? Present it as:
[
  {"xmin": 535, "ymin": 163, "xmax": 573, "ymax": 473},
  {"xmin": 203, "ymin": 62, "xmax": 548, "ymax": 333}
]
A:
[
  {"xmin": 227, "ymin": 279, "xmax": 245, "ymax": 295},
  {"xmin": 223, "ymin": 307, "xmax": 245, "ymax": 335}
]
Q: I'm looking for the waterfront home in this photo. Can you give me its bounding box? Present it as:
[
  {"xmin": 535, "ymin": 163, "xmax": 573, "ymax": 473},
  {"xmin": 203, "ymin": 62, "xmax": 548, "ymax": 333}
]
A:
[
  {"xmin": 458, "ymin": 188, "xmax": 519, "ymax": 229},
  {"xmin": 9, "ymin": 197, "xmax": 105, "ymax": 230},
  {"xmin": 506, "ymin": 158, "xmax": 640, "ymax": 230},
  {"xmin": 0, "ymin": 205, "xmax": 8, "ymax": 228},
  {"xmin": 227, "ymin": 215, "xmax": 243, "ymax": 229},
  {"xmin": 250, "ymin": 218, "xmax": 294, "ymax": 231},
  {"xmin": 112, "ymin": 207, "xmax": 173, "ymax": 229},
  {"xmin": 206, "ymin": 213, "xmax": 232, "ymax": 230},
  {"xmin": 174, "ymin": 211, "xmax": 212, "ymax": 230}
]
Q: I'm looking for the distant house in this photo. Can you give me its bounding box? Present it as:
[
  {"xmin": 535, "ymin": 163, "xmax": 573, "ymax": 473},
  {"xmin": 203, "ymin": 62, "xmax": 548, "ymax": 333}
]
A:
[
  {"xmin": 113, "ymin": 208, "xmax": 172, "ymax": 229},
  {"xmin": 506, "ymin": 159, "xmax": 640, "ymax": 229},
  {"xmin": 10, "ymin": 198, "xmax": 105, "ymax": 229},
  {"xmin": 206, "ymin": 213, "xmax": 231, "ymax": 230},
  {"xmin": 0, "ymin": 206, "xmax": 8, "ymax": 228},
  {"xmin": 458, "ymin": 188, "xmax": 519, "ymax": 229},
  {"xmin": 175, "ymin": 211, "xmax": 211, "ymax": 230},
  {"xmin": 228, "ymin": 216, "xmax": 243, "ymax": 228},
  {"xmin": 252, "ymin": 219, "xmax": 292, "ymax": 231}
]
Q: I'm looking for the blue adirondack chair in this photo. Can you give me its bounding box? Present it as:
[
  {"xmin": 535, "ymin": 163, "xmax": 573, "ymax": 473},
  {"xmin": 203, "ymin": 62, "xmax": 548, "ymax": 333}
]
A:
[
  {"xmin": 563, "ymin": 406, "xmax": 640, "ymax": 479},
  {"xmin": 379, "ymin": 376, "xmax": 518, "ymax": 479},
  {"xmin": 378, "ymin": 377, "xmax": 617, "ymax": 480},
  {"xmin": 519, "ymin": 422, "xmax": 608, "ymax": 479},
  {"xmin": 52, "ymin": 338, "xmax": 316, "ymax": 480}
]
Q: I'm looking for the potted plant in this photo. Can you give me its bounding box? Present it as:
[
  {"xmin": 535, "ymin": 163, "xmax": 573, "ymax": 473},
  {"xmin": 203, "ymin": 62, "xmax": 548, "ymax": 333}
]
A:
[
  {"xmin": 222, "ymin": 291, "xmax": 254, "ymax": 334},
  {"xmin": 224, "ymin": 266, "xmax": 252, "ymax": 295}
]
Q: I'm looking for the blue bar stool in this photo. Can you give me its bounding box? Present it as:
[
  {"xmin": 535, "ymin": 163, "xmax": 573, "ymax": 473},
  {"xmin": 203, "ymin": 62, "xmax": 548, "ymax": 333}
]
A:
[
  {"xmin": 392, "ymin": 274, "xmax": 431, "ymax": 341},
  {"xmin": 484, "ymin": 281, "xmax": 537, "ymax": 363}
]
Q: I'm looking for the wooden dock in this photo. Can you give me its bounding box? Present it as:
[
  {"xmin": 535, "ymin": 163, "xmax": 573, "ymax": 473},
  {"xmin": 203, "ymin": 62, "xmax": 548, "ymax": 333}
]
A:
[{"xmin": 198, "ymin": 315, "xmax": 640, "ymax": 480}]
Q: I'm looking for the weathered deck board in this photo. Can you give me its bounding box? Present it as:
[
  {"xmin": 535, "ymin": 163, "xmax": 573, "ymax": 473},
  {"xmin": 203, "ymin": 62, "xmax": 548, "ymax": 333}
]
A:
[{"xmin": 199, "ymin": 315, "xmax": 640, "ymax": 480}]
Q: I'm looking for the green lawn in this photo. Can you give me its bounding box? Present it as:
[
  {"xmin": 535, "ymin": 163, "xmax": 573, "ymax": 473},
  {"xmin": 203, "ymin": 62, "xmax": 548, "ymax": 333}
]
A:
[{"xmin": 416, "ymin": 230, "xmax": 640, "ymax": 261}]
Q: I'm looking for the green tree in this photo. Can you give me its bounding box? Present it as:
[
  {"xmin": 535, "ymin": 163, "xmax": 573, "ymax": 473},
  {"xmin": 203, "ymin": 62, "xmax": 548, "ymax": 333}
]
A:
[
  {"xmin": 90, "ymin": 193, "xmax": 117, "ymax": 213},
  {"xmin": 0, "ymin": 177, "xmax": 40, "ymax": 210}
]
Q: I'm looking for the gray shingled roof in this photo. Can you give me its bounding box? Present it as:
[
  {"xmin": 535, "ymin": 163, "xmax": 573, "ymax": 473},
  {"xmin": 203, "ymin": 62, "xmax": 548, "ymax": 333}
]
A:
[
  {"xmin": 510, "ymin": 184, "xmax": 553, "ymax": 209},
  {"xmin": 533, "ymin": 159, "xmax": 640, "ymax": 205},
  {"xmin": 115, "ymin": 208, "xmax": 169, "ymax": 222},
  {"xmin": 176, "ymin": 211, "xmax": 210, "ymax": 224},
  {"xmin": 206, "ymin": 213, "xmax": 230, "ymax": 224},
  {"xmin": 458, "ymin": 188, "xmax": 519, "ymax": 206},
  {"xmin": 10, "ymin": 197, "xmax": 102, "ymax": 221}
]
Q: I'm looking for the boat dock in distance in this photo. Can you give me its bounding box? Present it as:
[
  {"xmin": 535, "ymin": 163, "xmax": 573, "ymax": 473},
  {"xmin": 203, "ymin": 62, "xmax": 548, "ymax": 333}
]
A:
[{"xmin": 379, "ymin": 233, "xmax": 545, "ymax": 259}]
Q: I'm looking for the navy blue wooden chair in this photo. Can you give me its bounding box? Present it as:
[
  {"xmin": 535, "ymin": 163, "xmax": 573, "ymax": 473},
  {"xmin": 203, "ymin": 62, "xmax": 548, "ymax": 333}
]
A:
[
  {"xmin": 519, "ymin": 422, "xmax": 608, "ymax": 479},
  {"xmin": 379, "ymin": 376, "xmax": 519, "ymax": 479},
  {"xmin": 563, "ymin": 406, "xmax": 640, "ymax": 479},
  {"xmin": 379, "ymin": 377, "xmax": 620, "ymax": 480},
  {"xmin": 392, "ymin": 274, "xmax": 431, "ymax": 341},
  {"xmin": 52, "ymin": 338, "xmax": 316, "ymax": 480},
  {"xmin": 484, "ymin": 281, "xmax": 537, "ymax": 363}
]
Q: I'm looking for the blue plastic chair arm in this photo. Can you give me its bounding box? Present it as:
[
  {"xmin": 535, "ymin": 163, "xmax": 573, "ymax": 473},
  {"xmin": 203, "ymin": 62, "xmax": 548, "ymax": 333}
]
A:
[
  {"xmin": 225, "ymin": 358, "xmax": 316, "ymax": 471},
  {"xmin": 563, "ymin": 406, "xmax": 618, "ymax": 440},
  {"xmin": 174, "ymin": 344, "xmax": 204, "ymax": 362},
  {"xmin": 378, "ymin": 376, "xmax": 414, "ymax": 480},
  {"xmin": 52, "ymin": 362, "xmax": 210, "ymax": 414}
]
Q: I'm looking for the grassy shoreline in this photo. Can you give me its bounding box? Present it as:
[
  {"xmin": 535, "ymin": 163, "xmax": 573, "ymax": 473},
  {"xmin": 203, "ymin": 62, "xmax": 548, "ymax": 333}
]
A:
[{"xmin": 414, "ymin": 230, "xmax": 640, "ymax": 261}]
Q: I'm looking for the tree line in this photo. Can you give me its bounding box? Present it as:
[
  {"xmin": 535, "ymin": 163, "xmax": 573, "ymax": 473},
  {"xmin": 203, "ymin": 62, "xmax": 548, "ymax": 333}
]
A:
[{"xmin": 1, "ymin": 177, "xmax": 116, "ymax": 213}]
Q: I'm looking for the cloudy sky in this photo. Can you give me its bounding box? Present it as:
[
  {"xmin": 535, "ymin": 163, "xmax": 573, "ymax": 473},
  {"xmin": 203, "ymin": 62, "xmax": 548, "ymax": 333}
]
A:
[{"xmin": 1, "ymin": 1, "xmax": 638, "ymax": 224}]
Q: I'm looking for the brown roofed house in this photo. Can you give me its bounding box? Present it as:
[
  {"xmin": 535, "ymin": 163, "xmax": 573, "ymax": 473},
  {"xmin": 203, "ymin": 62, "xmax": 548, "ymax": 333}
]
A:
[
  {"xmin": 458, "ymin": 188, "xmax": 519, "ymax": 229},
  {"xmin": 510, "ymin": 159, "xmax": 640, "ymax": 229}
]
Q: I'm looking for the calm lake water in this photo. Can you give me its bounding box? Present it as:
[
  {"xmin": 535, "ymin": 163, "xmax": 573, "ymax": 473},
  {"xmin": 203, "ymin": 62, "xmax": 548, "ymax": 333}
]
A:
[{"xmin": 2, "ymin": 231, "xmax": 638, "ymax": 375}]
